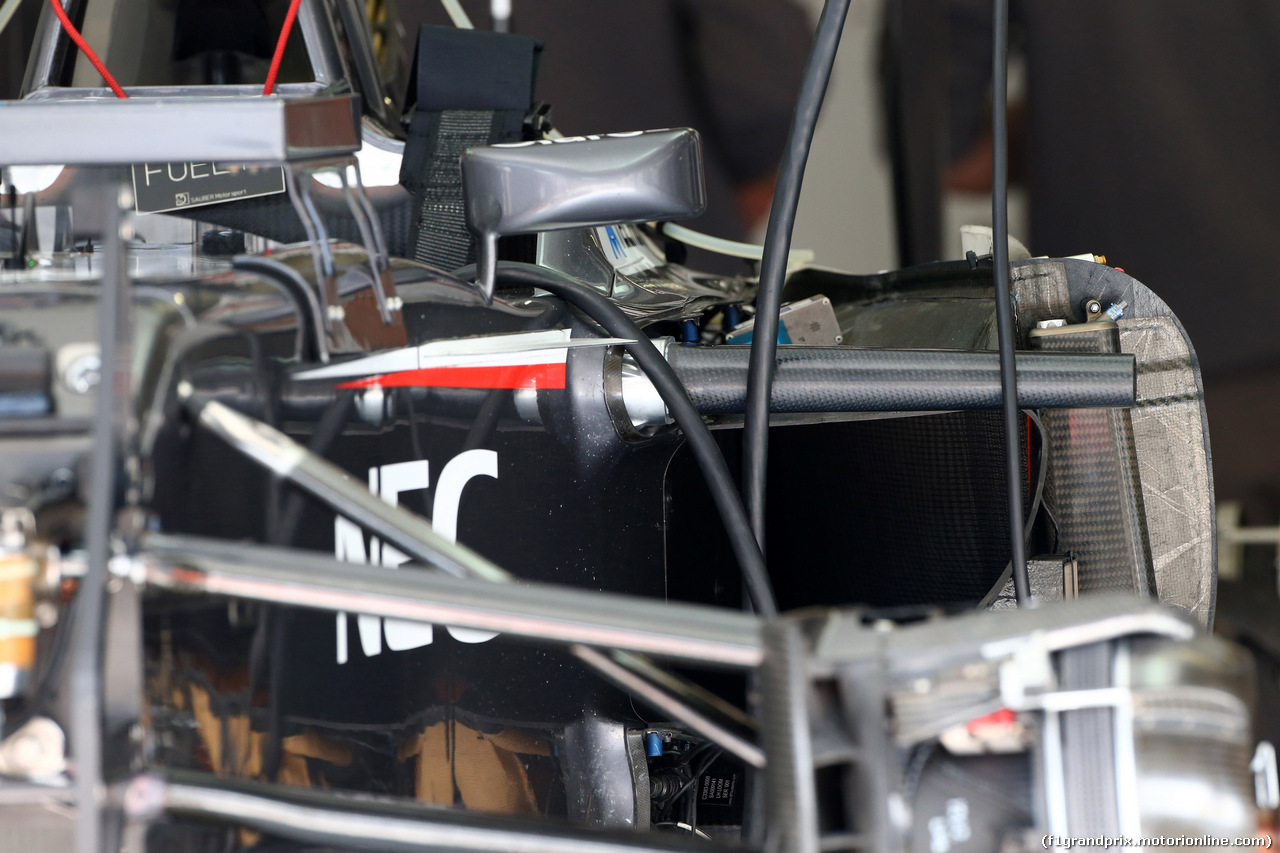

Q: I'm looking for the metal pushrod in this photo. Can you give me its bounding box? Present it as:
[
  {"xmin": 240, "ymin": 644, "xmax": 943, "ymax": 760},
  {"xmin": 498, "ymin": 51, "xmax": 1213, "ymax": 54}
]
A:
[
  {"xmin": 139, "ymin": 534, "xmax": 764, "ymax": 668},
  {"xmin": 193, "ymin": 399, "xmax": 512, "ymax": 583},
  {"xmin": 572, "ymin": 645, "xmax": 765, "ymax": 767},
  {"xmin": 127, "ymin": 773, "xmax": 707, "ymax": 853}
]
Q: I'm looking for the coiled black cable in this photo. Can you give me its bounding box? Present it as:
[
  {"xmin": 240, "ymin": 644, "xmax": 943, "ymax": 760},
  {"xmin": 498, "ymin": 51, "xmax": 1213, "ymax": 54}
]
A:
[
  {"xmin": 743, "ymin": 0, "xmax": 852, "ymax": 550},
  {"xmin": 454, "ymin": 261, "xmax": 778, "ymax": 618}
]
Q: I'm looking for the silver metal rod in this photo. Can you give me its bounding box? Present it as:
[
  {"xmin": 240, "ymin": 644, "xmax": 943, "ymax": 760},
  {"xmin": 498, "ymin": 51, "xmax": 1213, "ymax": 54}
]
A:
[
  {"xmin": 71, "ymin": 184, "xmax": 131, "ymax": 853},
  {"xmin": 194, "ymin": 399, "xmax": 513, "ymax": 583},
  {"xmin": 138, "ymin": 535, "xmax": 764, "ymax": 668},
  {"xmin": 610, "ymin": 649, "xmax": 758, "ymax": 732},
  {"xmin": 127, "ymin": 775, "xmax": 699, "ymax": 853},
  {"xmin": 572, "ymin": 645, "xmax": 765, "ymax": 768}
]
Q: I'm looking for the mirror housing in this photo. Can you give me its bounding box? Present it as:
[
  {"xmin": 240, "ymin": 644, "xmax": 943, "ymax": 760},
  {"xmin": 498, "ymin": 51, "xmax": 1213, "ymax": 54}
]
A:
[{"xmin": 461, "ymin": 128, "xmax": 707, "ymax": 300}]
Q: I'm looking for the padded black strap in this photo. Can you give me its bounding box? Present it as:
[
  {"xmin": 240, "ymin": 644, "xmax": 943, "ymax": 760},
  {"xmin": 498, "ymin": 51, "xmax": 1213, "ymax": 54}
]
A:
[{"xmin": 399, "ymin": 26, "xmax": 541, "ymax": 271}]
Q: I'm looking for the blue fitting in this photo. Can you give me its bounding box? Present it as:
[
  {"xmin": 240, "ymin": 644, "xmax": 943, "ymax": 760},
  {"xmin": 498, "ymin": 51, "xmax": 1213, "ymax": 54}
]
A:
[
  {"xmin": 645, "ymin": 732, "xmax": 664, "ymax": 758},
  {"xmin": 682, "ymin": 319, "xmax": 699, "ymax": 344}
]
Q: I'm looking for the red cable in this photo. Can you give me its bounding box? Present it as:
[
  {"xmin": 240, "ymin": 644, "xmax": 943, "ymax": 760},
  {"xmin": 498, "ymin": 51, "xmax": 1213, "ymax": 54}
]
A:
[
  {"xmin": 1026, "ymin": 413, "xmax": 1032, "ymax": 491},
  {"xmin": 262, "ymin": 0, "xmax": 303, "ymax": 96},
  {"xmin": 47, "ymin": 0, "xmax": 126, "ymax": 99}
]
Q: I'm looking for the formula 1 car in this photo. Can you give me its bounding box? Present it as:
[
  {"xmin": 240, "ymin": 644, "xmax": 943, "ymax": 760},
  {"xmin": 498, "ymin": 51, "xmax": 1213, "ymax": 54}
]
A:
[{"xmin": 0, "ymin": 0, "xmax": 1261, "ymax": 851}]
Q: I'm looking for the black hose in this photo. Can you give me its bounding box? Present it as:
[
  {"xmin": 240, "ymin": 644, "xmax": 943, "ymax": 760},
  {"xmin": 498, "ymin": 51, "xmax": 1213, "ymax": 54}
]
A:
[
  {"xmin": 991, "ymin": 0, "xmax": 1029, "ymax": 604},
  {"xmin": 231, "ymin": 255, "xmax": 327, "ymax": 364},
  {"xmin": 743, "ymin": 0, "xmax": 853, "ymax": 550},
  {"xmin": 455, "ymin": 261, "xmax": 778, "ymax": 618},
  {"xmin": 978, "ymin": 410, "xmax": 1049, "ymax": 609}
]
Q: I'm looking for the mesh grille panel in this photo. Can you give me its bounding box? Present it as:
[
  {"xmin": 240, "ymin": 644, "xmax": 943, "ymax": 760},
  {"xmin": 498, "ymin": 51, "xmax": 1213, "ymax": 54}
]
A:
[{"xmin": 765, "ymin": 411, "xmax": 1030, "ymax": 608}]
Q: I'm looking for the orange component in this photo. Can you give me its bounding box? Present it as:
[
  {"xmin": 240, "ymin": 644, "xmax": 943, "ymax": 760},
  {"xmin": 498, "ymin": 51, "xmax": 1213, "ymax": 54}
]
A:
[{"xmin": 0, "ymin": 552, "xmax": 39, "ymax": 694}]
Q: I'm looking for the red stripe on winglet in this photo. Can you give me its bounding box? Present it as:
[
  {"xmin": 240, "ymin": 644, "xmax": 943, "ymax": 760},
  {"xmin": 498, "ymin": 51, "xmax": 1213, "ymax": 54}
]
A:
[{"xmin": 338, "ymin": 363, "xmax": 567, "ymax": 390}]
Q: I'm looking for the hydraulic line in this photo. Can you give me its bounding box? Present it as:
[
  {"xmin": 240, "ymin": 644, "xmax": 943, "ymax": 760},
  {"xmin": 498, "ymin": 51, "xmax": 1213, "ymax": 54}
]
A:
[
  {"xmin": 660, "ymin": 222, "xmax": 814, "ymax": 268},
  {"xmin": 991, "ymin": 0, "xmax": 1029, "ymax": 604},
  {"xmin": 454, "ymin": 261, "xmax": 777, "ymax": 618},
  {"xmin": 743, "ymin": 0, "xmax": 851, "ymax": 550}
]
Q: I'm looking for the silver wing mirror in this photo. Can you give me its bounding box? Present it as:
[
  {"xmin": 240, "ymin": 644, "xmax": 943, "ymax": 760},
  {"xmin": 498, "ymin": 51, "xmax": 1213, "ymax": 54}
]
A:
[{"xmin": 460, "ymin": 128, "xmax": 707, "ymax": 301}]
